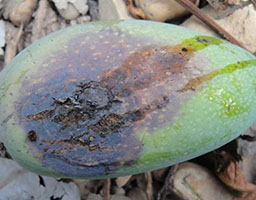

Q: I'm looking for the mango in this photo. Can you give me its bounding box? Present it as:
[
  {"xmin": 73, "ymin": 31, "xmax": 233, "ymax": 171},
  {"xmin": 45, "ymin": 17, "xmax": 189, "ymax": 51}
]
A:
[{"xmin": 0, "ymin": 20, "xmax": 256, "ymax": 179}]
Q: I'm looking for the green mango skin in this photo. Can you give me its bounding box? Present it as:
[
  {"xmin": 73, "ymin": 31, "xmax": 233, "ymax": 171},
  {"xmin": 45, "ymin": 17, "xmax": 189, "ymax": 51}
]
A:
[{"xmin": 0, "ymin": 20, "xmax": 256, "ymax": 179}]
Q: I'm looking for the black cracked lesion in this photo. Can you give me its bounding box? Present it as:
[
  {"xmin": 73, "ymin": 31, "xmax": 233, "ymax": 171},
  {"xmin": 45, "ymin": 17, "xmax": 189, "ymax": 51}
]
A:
[
  {"xmin": 24, "ymin": 75, "xmax": 171, "ymax": 177},
  {"xmin": 24, "ymin": 80, "xmax": 148, "ymax": 176},
  {"xmin": 26, "ymin": 81, "xmax": 130, "ymax": 133}
]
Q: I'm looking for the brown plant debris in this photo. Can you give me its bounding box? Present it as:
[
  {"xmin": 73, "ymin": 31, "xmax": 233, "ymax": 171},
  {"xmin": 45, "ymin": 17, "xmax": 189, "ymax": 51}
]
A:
[
  {"xmin": 125, "ymin": 0, "xmax": 147, "ymax": 19},
  {"xmin": 215, "ymin": 151, "xmax": 256, "ymax": 199},
  {"xmin": 145, "ymin": 172, "xmax": 153, "ymax": 200}
]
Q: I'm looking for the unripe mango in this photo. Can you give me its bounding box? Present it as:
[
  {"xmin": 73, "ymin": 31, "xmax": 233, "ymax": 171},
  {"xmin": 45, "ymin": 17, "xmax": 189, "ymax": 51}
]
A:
[{"xmin": 0, "ymin": 20, "xmax": 256, "ymax": 179}]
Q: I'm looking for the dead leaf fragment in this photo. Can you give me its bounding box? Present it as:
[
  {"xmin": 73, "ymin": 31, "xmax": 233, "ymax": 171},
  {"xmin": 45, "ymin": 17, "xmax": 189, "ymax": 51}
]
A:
[
  {"xmin": 214, "ymin": 151, "xmax": 256, "ymax": 200},
  {"xmin": 216, "ymin": 151, "xmax": 256, "ymax": 193}
]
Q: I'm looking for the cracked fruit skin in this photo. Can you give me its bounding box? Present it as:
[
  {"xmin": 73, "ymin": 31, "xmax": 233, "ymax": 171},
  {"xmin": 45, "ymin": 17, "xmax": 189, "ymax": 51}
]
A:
[{"xmin": 1, "ymin": 20, "xmax": 256, "ymax": 179}]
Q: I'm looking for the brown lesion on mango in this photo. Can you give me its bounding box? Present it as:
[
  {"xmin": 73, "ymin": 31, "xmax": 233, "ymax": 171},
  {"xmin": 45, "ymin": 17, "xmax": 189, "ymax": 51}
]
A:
[
  {"xmin": 101, "ymin": 46, "xmax": 189, "ymax": 96},
  {"xmin": 27, "ymin": 110, "xmax": 54, "ymax": 120},
  {"xmin": 22, "ymin": 33, "xmax": 225, "ymax": 176},
  {"xmin": 100, "ymin": 36, "xmax": 220, "ymax": 98}
]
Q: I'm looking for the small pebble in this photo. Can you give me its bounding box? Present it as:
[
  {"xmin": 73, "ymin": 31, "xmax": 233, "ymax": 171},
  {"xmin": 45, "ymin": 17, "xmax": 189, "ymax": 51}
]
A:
[
  {"xmin": 58, "ymin": 3, "xmax": 80, "ymax": 20},
  {"xmin": 52, "ymin": 0, "xmax": 89, "ymax": 20},
  {"xmin": 9, "ymin": 0, "xmax": 37, "ymax": 26},
  {"xmin": 172, "ymin": 162, "xmax": 234, "ymax": 200},
  {"xmin": 110, "ymin": 194, "xmax": 131, "ymax": 200},
  {"xmin": 127, "ymin": 188, "xmax": 147, "ymax": 200},
  {"xmin": 112, "ymin": 186, "xmax": 126, "ymax": 195}
]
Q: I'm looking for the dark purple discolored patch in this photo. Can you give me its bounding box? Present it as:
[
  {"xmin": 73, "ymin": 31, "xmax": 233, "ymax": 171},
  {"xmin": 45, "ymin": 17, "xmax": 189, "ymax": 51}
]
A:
[{"xmin": 15, "ymin": 28, "xmax": 218, "ymax": 177}]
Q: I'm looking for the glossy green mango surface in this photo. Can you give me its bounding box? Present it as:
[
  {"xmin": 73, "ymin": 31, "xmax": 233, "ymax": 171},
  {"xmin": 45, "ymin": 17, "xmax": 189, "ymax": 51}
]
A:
[{"xmin": 0, "ymin": 20, "xmax": 256, "ymax": 179}]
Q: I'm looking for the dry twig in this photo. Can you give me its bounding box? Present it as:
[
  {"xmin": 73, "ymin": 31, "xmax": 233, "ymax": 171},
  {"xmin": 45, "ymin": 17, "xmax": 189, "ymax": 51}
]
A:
[
  {"xmin": 157, "ymin": 164, "xmax": 179, "ymax": 200},
  {"xmin": 104, "ymin": 178, "xmax": 111, "ymax": 200},
  {"xmin": 145, "ymin": 172, "xmax": 153, "ymax": 200},
  {"xmin": 31, "ymin": 0, "xmax": 48, "ymax": 42},
  {"xmin": 4, "ymin": 23, "xmax": 24, "ymax": 66}
]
